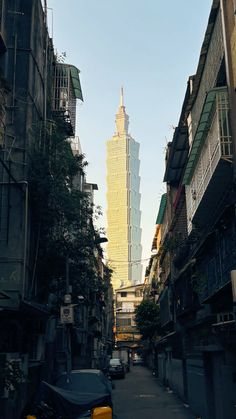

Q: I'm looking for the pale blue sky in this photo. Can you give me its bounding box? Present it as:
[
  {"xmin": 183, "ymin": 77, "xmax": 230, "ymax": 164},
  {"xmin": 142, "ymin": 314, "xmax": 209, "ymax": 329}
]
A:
[{"xmin": 47, "ymin": 0, "xmax": 212, "ymax": 275}]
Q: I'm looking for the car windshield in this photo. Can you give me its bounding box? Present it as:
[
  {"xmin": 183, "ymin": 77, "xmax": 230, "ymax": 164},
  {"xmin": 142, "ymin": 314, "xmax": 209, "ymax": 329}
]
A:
[
  {"xmin": 109, "ymin": 359, "xmax": 121, "ymax": 366},
  {"xmin": 56, "ymin": 371, "xmax": 110, "ymax": 393}
]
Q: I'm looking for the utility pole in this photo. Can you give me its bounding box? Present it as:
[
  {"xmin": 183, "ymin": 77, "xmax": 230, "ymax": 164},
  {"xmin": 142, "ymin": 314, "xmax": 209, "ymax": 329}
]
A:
[
  {"xmin": 66, "ymin": 256, "xmax": 70, "ymax": 294},
  {"xmin": 60, "ymin": 257, "xmax": 73, "ymax": 380}
]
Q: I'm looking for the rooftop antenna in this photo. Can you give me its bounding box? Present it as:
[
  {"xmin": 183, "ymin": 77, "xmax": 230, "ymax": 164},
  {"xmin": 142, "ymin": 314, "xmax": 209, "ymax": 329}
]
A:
[{"xmin": 44, "ymin": 0, "xmax": 47, "ymax": 26}]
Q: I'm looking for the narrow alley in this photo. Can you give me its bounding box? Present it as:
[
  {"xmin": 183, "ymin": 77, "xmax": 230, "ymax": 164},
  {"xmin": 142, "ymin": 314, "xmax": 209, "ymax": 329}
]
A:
[{"xmin": 113, "ymin": 366, "xmax": 196, "ymax": 419}]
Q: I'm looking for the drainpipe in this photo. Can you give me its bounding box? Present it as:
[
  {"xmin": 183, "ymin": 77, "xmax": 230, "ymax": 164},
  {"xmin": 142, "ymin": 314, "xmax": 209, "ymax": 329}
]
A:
[
  {"xmin": 220, "ymin": 0, "xmax": 236, "ymax": 179},
  {"xmin": 22, "ymin": 181, "xmax": 28, "ymax": 299},
  {"xmin": 231, "ymin": 270, "xmax": 236, "ymax": 320},
  {"xmin": 11, "ymin": 33, "xmax": 17, "ymax": 124}
]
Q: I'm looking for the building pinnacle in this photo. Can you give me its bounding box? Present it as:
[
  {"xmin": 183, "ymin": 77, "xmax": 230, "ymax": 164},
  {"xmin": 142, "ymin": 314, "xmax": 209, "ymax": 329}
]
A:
[
  {"xmin": 116, "ymin": 86, "xmax": 129, "ymax": 135},
  {"xmin": 120, "ymin": 86, "xmax": 124, "ymax": 107}
]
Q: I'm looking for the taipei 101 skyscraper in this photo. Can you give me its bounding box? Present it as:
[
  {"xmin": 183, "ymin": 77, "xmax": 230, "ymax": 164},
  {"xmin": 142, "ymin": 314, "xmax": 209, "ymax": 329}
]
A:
[{"xmin": 106, "ymin": 88, "xmax": 142, "ymax": 291}]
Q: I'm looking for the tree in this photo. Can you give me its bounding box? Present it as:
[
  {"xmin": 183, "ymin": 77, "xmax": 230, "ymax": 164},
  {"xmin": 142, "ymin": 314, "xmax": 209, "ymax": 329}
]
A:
[
  {"xmin": 28, "ymin": 124, "xmax": 106, "ymax": 304},
  {"xmin": 135, "ymin": 300, "xmax": 161, "ymax": 340}
]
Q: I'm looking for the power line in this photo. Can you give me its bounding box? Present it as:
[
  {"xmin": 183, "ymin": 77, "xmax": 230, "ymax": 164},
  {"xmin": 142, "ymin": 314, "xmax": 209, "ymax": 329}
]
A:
[{"xmin": 103, "ymin": 257, "xmax": 151, "ymax": 264}]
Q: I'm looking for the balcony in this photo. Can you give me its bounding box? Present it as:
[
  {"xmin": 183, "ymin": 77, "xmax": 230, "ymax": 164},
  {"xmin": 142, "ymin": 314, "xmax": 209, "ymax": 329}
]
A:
[
  {"xmin": 175, "ymin": 274, "xmax": 198, "ymax": 318},
  {"xmin": 159, "ymin": 261, "xmax": 170, "ymax": 287},
  {"xmin": 183, "ymin": 87, "xmax": 233, "ymax": 233},
  {"xmin": 198, "ymin": 223, "xmax": 236, "ymax": 302},
  {"xmin": 159, "ymin": 286, "xmax": 172, "ymax": 327},
  {"xmin": 53, "ymin": 63, "xmax": 83, "ymax": 137}
]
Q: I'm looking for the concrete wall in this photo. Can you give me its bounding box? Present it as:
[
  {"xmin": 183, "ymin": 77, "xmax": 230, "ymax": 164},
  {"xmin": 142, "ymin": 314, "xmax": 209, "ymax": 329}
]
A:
[
  {"xmin": 159, "ymin": 351, "xmax": 236, "ymax": 419},
  {"xmin": 165, "ymin": 354, "xmax": 172, "ymax": 386},
  {"xmin": 186, "ymin": 358, "xmax": 208, "ymax": 419},
  {"xmin": 169, "ymin": 358, "xmax": 185, "ymax": 400},
  {"xmin": 0, "ymin": 0, "xmax": 46, "ymax": 307},
  {"xmin": 212, "ymin": 352, "xmax": 236, "ymax": 419},
  {"xmin": 157, "ymin": 354, "xmax": 185, "ymax": 400},
  {"xmin": 157, "ymin": 353, "xmax": 166, "ymax": 384},
  {"xmin": 220, "ymin": 364, "xmax": 236, "ymax": 419}
]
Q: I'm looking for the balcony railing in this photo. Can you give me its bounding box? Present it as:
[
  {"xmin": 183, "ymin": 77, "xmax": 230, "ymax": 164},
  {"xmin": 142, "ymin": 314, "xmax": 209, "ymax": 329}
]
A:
[
  {"xmin": 159, "ymin": 286, "xmax": 172, "ymax": 327},
  {"xmin": 199, "ymin": 226, "xmax": 236, "ymax": 302},
  {"xmin": 53, "ymin": 63, "xmax": 83, "ymax": 137},
  {"xmin": 184, "ymin": 87, "xmax": 232, "ymax": 233}
]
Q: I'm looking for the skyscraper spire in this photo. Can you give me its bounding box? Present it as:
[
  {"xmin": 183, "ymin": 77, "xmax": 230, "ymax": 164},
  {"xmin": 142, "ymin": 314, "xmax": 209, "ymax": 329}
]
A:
[
  {"xmin": 120, "ymin": 86, "xmax": 124, "ymax": 107},
  {"xmin": 116, "ymin": 86, "xmax": 129, "ymax": 135}
]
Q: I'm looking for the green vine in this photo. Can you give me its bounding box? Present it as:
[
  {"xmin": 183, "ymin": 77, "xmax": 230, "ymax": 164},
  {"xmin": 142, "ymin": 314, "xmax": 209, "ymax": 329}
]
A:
[{"xmin": 0, "ymin": 359, "xmax": 25, "ymax": 392}]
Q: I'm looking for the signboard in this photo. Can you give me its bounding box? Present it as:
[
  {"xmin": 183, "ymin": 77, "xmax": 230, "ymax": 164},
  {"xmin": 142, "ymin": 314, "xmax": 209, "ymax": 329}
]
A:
[
  {"xmin": 116, "ymin": 333, "xmax": 142, "ymax": 342},
  {"xmin": 60, "ymin": 306, "xmax": 74, "ymax": 324},
  {"xmin": 116, "ymin": 326, "xmax": 136, "ymax": 332}
]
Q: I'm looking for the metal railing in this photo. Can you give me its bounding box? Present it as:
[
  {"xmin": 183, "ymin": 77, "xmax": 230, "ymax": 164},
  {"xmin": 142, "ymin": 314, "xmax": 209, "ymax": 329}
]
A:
[{"xmin": 186, "ymin": 88, "xmax": 232, "ymax": 233}]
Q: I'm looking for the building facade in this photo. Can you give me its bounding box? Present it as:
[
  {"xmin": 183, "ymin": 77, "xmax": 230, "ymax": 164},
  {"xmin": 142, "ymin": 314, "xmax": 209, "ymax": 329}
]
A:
[
  {"xmin": 115, "ymin": 284, "xmax": 144, "ymax": 349},
  {"xmin": 106, "ymin": 89, "xmax": 142, "ymax": 290},
  {"xmin": 0, "ymin": 2, "xmax": 113, "ymax": 418},
  {"xmin": 145, "ymin": 2, "xmax": 236, "ymax": 419}
]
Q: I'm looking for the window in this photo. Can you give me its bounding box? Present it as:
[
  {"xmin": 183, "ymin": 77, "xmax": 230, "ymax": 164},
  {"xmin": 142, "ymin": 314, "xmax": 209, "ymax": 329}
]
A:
[
  {"xmin": 120, "ymin": 292, "xmax": 127, "ymax": 297},
  {"xmin": 117, "ymin": 318, "xmax": 131, "ymax": 326},
  {"xmin": 110, "ymin": 359, "xmax": 122, "ymax": 366}
]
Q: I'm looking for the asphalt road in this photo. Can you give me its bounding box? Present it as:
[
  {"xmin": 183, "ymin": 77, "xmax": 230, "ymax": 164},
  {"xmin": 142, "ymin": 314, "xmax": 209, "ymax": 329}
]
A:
[{"xmin": 112, "ymin": 365, "xmax": 196, "ymax": 419}]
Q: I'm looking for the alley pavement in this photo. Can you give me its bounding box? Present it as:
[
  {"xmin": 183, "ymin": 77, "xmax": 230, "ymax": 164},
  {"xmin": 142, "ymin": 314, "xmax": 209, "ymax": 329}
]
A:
[{"xmin": 112, "ymin": 365, "xmax": 196, "ymax": 419}]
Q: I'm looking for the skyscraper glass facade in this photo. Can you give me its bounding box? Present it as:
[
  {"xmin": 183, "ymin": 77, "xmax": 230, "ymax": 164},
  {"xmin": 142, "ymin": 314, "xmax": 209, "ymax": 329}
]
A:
[{"xmin": 106, "ymin": 91, "xmax": 142, "ymax": 291}]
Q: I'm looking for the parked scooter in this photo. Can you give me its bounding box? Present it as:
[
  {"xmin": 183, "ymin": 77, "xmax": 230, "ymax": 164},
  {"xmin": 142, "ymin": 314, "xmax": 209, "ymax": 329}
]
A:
[
  {"xmin": 26, "ymin": 402, "xmax": 57, "ymax": 419},
  {"xmin": 26, "ymin": 401, "xmax": 60, "ymax": 418},
  {"xmin": 26, "ymin": 405, "xmax": 112, "ymax": 419},
  {"xmin": 24, "ymin": 381, "xmax": 113, "ymax": 419}
]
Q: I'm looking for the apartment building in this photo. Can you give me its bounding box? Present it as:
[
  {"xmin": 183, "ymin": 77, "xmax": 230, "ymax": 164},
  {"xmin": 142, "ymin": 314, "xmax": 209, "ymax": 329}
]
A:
[
  {"xmin": 148, "ymin": 2, "xmax": 236, "ymax": 418},
  {"xmin": 0, "ymin": 2, "xmax": 112, "ymax": 418},
  {"xmin": 115, "ymin": 284, "xmax": 144, "ymax": 348}
]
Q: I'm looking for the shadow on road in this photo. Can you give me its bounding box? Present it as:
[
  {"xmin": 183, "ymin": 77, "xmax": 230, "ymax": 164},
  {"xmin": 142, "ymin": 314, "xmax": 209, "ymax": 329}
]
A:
[{"xmin": 112, "ymin": 366, "xmax": 196, "ymax": 419}]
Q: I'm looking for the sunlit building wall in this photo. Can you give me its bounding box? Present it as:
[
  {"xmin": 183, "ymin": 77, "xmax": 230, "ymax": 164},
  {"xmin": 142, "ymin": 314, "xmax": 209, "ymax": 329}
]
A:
[{"xmin": 106, "ymin": 90, "xmax": 142, "ymax": 291}]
